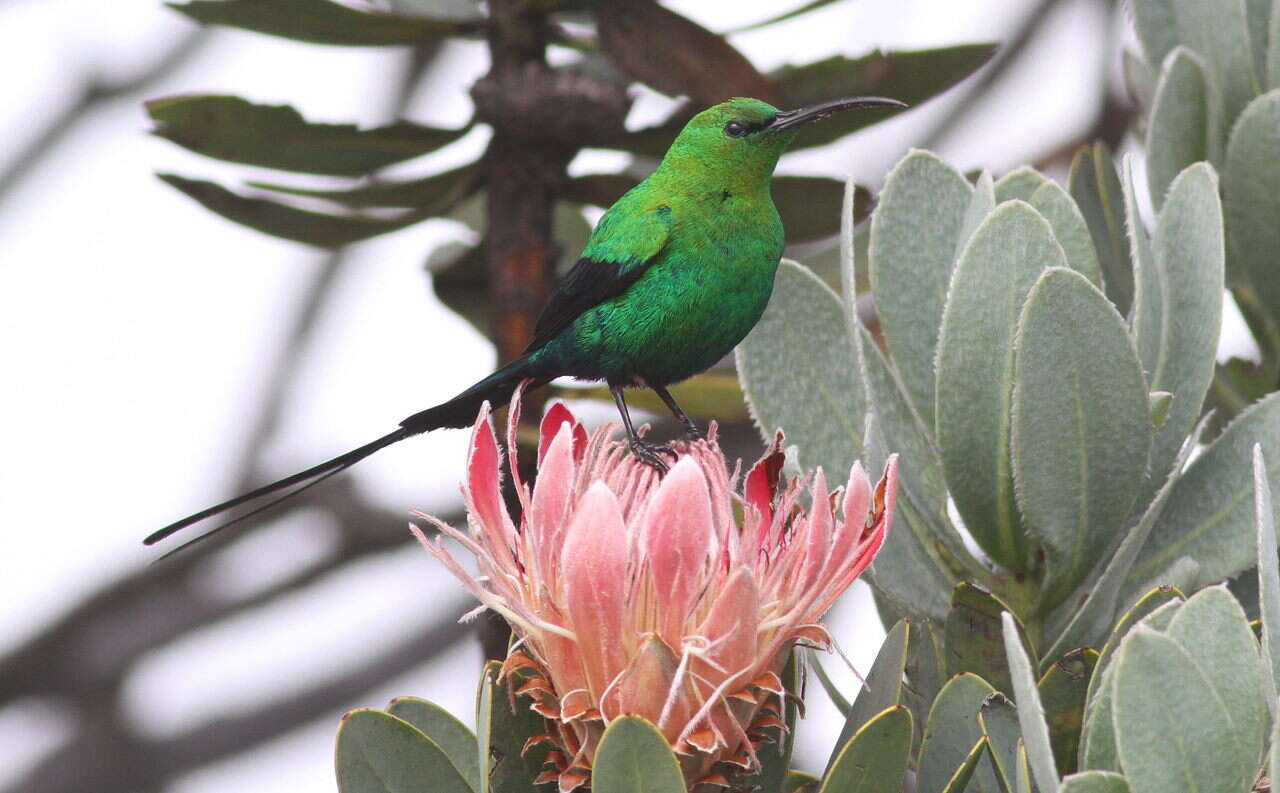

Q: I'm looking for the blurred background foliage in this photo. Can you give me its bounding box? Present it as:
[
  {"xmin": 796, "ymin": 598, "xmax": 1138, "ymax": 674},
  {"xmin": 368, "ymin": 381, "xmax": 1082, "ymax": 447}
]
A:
[{"xmin": 0, "ymin": 0, "xmax": 1242, "ymax": 792}]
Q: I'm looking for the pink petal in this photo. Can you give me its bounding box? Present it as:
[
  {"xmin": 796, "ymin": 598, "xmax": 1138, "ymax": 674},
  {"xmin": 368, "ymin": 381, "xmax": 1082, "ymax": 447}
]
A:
[
  {"xmin": 613, "ymin": 633, "xmax": 686, "ymax": 734},
  {"xmin": 465, "ymin": 403, "xmax": 517, "ymax": 554},
  {"xmin": 744, "ymin": 432, "xmax": 785, "ymax": 527},
  {"xmin": 561, "ymin": 481, "xmax": 631, "ymax": 703},
  {"xmin": 641, "ymin": 456, "xmax": 715, "ymax": 645},
  {"xmin": 798, "ymin": 469, "xmax": 832, "ymax": 592},
  {"xmin": 539, "ymin": 401, "xmax": 586, "ymax": 464},
  {"xmin": 824, "ymin": 461, "xmax": 871, "ymax": 580},
  {"xmin": 531, "ymin": 421, "xmax": 577, "ymax": 579},
  {"xmin": 693, "ymin": 566, "xmax": 760, "ymax": 687}
]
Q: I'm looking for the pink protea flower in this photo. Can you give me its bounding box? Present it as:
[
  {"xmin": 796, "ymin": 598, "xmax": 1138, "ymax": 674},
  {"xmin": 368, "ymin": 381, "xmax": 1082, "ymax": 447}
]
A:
[{"xmin": 413, "ymin": 387, "xmax": 897, "ymax": 792}]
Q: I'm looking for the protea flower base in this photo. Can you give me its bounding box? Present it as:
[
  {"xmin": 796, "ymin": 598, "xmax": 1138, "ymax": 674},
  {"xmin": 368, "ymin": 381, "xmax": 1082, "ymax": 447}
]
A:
[{"xmin": 415, "ymin": 386, "xmax": 897, "ymax": 792}]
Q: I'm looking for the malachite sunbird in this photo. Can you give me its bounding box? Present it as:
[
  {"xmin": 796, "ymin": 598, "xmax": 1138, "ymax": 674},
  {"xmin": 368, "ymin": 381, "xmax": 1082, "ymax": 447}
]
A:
[{"xmin": 147, "ymin": 94, "xmax": 905, "ymax": 552}]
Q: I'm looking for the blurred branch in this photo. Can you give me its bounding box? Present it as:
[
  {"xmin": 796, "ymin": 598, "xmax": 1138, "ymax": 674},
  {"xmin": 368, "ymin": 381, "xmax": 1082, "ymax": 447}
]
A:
[{"xmin": 0, "ymin": 29, "xmax": 213, "ymax": 213}]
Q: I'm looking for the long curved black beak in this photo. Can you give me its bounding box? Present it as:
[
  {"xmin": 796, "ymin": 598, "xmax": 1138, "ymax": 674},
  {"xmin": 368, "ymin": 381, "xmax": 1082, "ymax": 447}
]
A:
[{"xmin": 767, "ymin": 96, "xmax": 907, "ymax": 132}]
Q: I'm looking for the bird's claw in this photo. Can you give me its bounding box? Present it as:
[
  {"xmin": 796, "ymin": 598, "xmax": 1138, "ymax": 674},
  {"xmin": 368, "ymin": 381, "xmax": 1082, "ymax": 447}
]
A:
[
  {"xmin": 630, "ymin": 439, "xmax": 676, "ymax": 473},
  {"xmin": 681, "ymin": 423, "xmax": 706, "ymax": 441}
]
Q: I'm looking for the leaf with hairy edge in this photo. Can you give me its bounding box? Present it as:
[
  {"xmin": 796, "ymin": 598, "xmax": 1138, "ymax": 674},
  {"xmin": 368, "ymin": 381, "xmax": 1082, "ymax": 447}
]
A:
[
  {"xmin": 336, "ymin": 710, "xmax": 473, "ymax": 793},
  {"xmin": 955, "ymin": 171, "xmax": 996, "ymax": 259},
  {"xmin": 591, "ymin": 716, "xmax": 685, "ymax": 793},
  {"xmin": 1037, "ymin": 649, "xmax": 1098, "ymax": 776},
  {"xmin": 918, "ymin": 674, "xmax": 1003, "ymax": 793},
  {"xmin": 1028, "ymin": 181, "xmax": 1102, "ymax": 287},
  {"xmin": 1225, "ymin": 91, "xmax": 1280, "ymax": 324},
  {"xmin": 773, "ymin": 177, "xmax": 871, "ymax": 244},
  {"xmin": 1168, "ymin": 0, "xmax": 1261, "ymax": 133},
  {"xmin": 869, "ymin": 150, "xmax": 973, "ymax": 432},
  {"xmin": 739, "ymin": 260, "xmax": 864, "ymax": 482},
  {"xmin": 1068, "ymin": 144, "xmax": 1132, "ymax": 317},
  {"xmin": 1002, "ymin": 613, "xmax": 1059, "ymax": 793},
  {"xmin": 1164, "ymin": 586, "xmax": 1267, "ymax": 785},
  {"xmin": 1128, "ymin": 392, "xmax": 1280, "ymax": 594},
  {"xmin": 159, "ymin": 174, "xmax": 424, "ymax": 247},
  {"xmin": 251, "ymin": 164, "xmax": 479, "ymax": 211},
  {"xmin": 1112, "ymin": 628, "xmax": 1243, "ymax": 793},
  {"xmin": 946, "ymin": 583, "xmax": 1033, "ymax": 698},
  {"xmin": 818, "ymin": 707, "xmax": 913, "ymax": 793},
  {"xmin": 168, "ymin": 0, "xmax": 480, "ymax": 45},
  {"xmin": 147, "ymin": 95, "xmax": 471, "ymax": 175},
  {"xmin": 1133, "ymin": 0, "xmax": 1178, "ymax": 66},
  {"xmin": 475, "ymin": 662, "xmax": 496, "ymax": 793},
  {"xmin": 1147, "ymin": 49, "xmax": 1217, "ymax": 208},
  {"xmin": 994, "ymin": 167, "xmax": 1050, "ymax": 204},
  {"xmin": 826, "ymin": 620, "xmax": 910, "ymax": 773},
  {"xmin": 387, "ymin": 698, "xmax": 480, "ymax": 793},
  {"xmin": 978, "ymin": 692, "xmax": 1021, "ymax": 790},
  {"xmin": 936, "ymin": 201, "xmax": 1066, "ymax": 572},
  {"xmin": 595, "ymin": 0, "xmax": 777, "ymax": 107},
  {"xmin": 1059, "ymin": 771, "xmax": 1131, "ymax": 793},
  {"xmin": 1012, "ymin": 267, "xmax": 1152, "ymax": 609},
  {"xmin": 1255, "ymin": 446, "xmax": 1280, "ymax": 713}
]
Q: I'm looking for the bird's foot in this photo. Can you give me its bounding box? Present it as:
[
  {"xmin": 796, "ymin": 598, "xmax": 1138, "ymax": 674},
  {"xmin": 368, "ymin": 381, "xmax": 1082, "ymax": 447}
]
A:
[
  {"xmin": 629, "ymin": 438, "xmax": 678, "ymax": 473},
  {"xmin": 680, "ymin": 422, "xmax": 706, "ymax": 442}
]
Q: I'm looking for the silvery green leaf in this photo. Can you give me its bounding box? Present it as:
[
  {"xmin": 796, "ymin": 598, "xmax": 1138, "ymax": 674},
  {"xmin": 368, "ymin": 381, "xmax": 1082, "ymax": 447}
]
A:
[
  {"xmin": 1148, "ymin": 392, "xmax": 1173, "ymax": 429},
  {"xmin": 1125, "ymin": 48, "xmax": 1158, "ymax": 114},
  {"xmin": 1246, "ymin": 0, "xmax": 1270, "ymax": 84},
  {"xmin": 1112, "ymin": 627, "xmax": 1244, "ymax": 793},
  {"xmin": 1146, "ymin": 48, "xmax": 1216, "ymax": 204},
  {"xmin": 869, "ymin": 150, "xmax": 973, "ymax": 430},
  {"xmin": 1127, "ymin": 391, "xmax": 1280, "ymax": 594},
  {"xmin": 738, "ymin": 260, "xmax": 863, "ymax": 479},
  {"xmin": 1270, "ymin": 3, "xmax": 1280, "ymax": 89},
  {"xmin": 956, "ymin": 170, "xmax": 996, "ymax": 259},
  {"xmin": 1164, "ymin": 585, "xmax": 1267, "ymax": 786},
  {"xmin": 1068, "ymin": 143, "xmax": 1133, "ymax": 316},
  {"xmin": 1134, "ymin": 163, "xmax": 1224, "ymax": 512},
  {"xmin": 937, "ymin": 202, "xmax": 1067, "ymax": 572},
  {"xmin": 1029, "ymin": 181, "xmax": 1103, "ymax": 287},
  {"xmin": 1002, "ymin": 612, "xmax": 1059, "ymax": 793},
  {"xmin": 917, "ymin": 673, "xmax": 1003, "ymax": 793},
  {"xmin": 995, "ymin": 167, "xmax": 1051, "ymax": 203},
  {"xmin": 591, "ymin": 716, "xmax": 685, "ymax": 793},
  {"xmin": 1060, "ymin": 771, "xmax": 1132, "ymax": 793},
  {"xmin": 1224, "ymin": 91, "xmax": 1280, "ymax": 324},
  {"xmin": 1170, "ymin": 0, "xmax": 1262, "ymax": 131},
  {"xmin": 1132, "ymin": 0, "xmax": 1178, "ymax": 66},
  {"xmin": 1256, "ymin": 445, "xmax": 1280, "ymax": 714},
  {"xmin": 1011, "ymin": 267, "xmax": 1151, "ymax": 608}
]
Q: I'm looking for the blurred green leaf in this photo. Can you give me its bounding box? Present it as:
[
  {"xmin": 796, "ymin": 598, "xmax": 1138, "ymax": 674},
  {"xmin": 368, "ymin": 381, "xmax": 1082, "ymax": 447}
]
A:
[
  {"xmin": 1163, "ymin": 0, "xmax": 1260, "ymax": 133},
  {"xmin": 937, "ymin": 201, "xmax": 1066, "ymax": 572},
  {"xmin": 168, "ymin": 0, "xmax": 481, "ymax": 45},
  {"xmin": 1125, "ymin": 49, "xmax": 1159, "ymax": 112},
  {"xmin": 918, "ymin": 673, "xmax": 1002, "ymax": 793},
  {"xmin": 946, "ymin": 583, "xmax": 1033, "ymax": 698},
  {"xmin": 1208, "ymin": 357, "xmax": 1275, "ymax": 431},
  {"xmin": 774, "ymin": 45, "xmax": 997, "ymax": 150},
  {"xmin": 147, "ymin": 95, "xmax": 471, "ymax": 176},
  {"xmin": 387, "ymin": 698, "xmax": 480, "ymax": 793},
  {"xmin": 159, "ymin": 174, "xmax": 423, "ymax": 247},
  {"xmin": 827, "ymin": 620, "xmax": 910, "ymax": 773},
  {"xmin": 1112, "ymin": 627, "xmax": 1244, "ymax": 793},
  {"xmin": 869, "ymin": 150, "xmax": 973, "ymax": 432},
  {"xmin": 1068, "ymin": 144, "xmax": 1133, "ymax": 317},
  {"xmin": 1012, "ymin": 267, "xmax": 1152, "ymax": 609},
  {"xmin": 1129, "ymin": 391, "xmax": 1280, "ymax": 594},
  {"xmin": 1002, "ymin": 612, "xmax": 1059, "ymax": 793},
  {"xmin": 1255, "ymin": 446, "xmax": 1280, "ymax": 714},
  {"xmin": 978, "ymin": 693, "xmax": 1021, "ymax": 791},
  {"xmin": 1059, "ymin": 771, "xmax": 1131, "ymax": 793},
  {"xmin": 1037, "ymin": 649, "xmax": 1097, "ymax": 777},
  {"xmin": 819, "ymin": 707, "xmax": 913, "ymax": 793},
  {"xmin": 726, "ymin": 0, "xmax": 846, "ymax": 33},
  {"xmin": 1225, "ymin": 91, "xmax": 1280, "ymax": 324},
  {"xmin": 1269, "ymin": 2, "xmax": 1280, "ymax": 89},
  {"xmin": 251, "ymin": 163, "xmax": 479, "ymax": 210},
  {"xmin": 591, "ymin": 716, "xmax": 685, "ymax": 793},
  {"xmin": 738, "ymin": 260, "xmax": 864, "ymax": 480},
  {"xmin": 336, "ymin": 709, "xmax": 473, "ymax": 793},
  {"xmin": 994, "ymin": 167, "xmax": 1050, "ymax": 203},
  {"xmin": 1133, "ymin": 0, "xmax": 1177, "ymax": 66},
  {"xmin": 1028, "ymin": 181, "xmax": 1103, "ymax": 287},
  {"xmin": 784, "ymin": 771, "xmax": 819, "ymax": 793},
  {"xmin": 1163, "ymin": 586, "xmax": 1267, "ymax": 784},
  {"xmin": 595, "ymin": 0, "xmax": 778, "ymax": 106},
  {"xmin": 1146, "ymin": 49, "xmax": 1216, "ymax": 206}
]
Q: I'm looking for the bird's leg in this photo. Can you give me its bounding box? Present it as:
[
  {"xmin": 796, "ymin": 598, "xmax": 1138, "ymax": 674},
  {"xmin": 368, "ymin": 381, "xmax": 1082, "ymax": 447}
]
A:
[
  {"xmin": 651, "ymin": 384, "xmax": 705, "ymax": 440},
  {"xmin": 610, "ymin": 385, "xmax": 676, "ymax": 472}
]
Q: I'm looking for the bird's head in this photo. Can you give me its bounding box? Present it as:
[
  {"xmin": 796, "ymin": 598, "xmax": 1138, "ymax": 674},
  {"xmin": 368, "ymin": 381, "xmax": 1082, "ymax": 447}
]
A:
[{"xmin": 657, "ymin": 96, "xmax": 906, "ymax": 190}]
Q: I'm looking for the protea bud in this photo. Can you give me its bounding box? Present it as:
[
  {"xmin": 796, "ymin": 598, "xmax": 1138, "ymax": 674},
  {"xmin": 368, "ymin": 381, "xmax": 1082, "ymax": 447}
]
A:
[{"xmin": 414, "ymin": 387, "xmax": 897, "ymax": 792}]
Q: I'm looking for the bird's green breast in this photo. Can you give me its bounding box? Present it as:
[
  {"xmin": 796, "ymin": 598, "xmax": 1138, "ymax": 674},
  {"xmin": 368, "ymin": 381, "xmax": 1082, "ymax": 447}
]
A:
[{"xmin": 552, "ymin": 189, "xmax": 785, "ymax": 385}]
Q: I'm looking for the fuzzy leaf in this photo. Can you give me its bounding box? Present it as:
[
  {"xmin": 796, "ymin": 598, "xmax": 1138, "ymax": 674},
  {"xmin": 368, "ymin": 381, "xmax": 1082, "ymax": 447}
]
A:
[
  {"xmin": 956, "ymin": 170, "xmax": 997, "ymax": 258},
  {"xmin": 168, "ymin": 0, "xmax": 479, "ymax": 45},
  {"xmin": 1112, "ymin": 628, "xmax": 1244, "ymax": 793},
  {"xmin": 1146, "ymin": 49, "xmax": 1215, "ymax": 206},
  {"xmin": 826, "ymin": 620, "xmax": 910, "ymax": 773},
  {"xmin": 918, "ymin": 673, "xmax": 1003, "ymax": 793},
  {"xmin": 336, "ymin": 710, "xmax": 473, "ymax": 793},
  {"xmin": 387, "ymin": 698, "xmax": 480, "ymax": 793},
  {"xmin": 1028, "ymin": 181, "xmax": 1103, "ymax": 287},
  {"xmin": 1225, "ymin": 91, "xmax": 1280, "ymax": 325},
  {"xmin": 738, "ymin": 260, "xmax": 864, "ymax": 481},
  {"xmin": 936, "ymin": 201, "xmax": 1066, "ymax": 572},
  {"xmin": 1164, "ymin": 0, "xmax": 1260, "ymax": 132},
  {"xmin": 869, "ymin": 150, "xmax": 973, "ymax": 431},
  {"xmin": 592, "ymin": 716, "xmax": 685, "ymax": 793},
  {"xmin": 1059, "ymin": 771, "xmax": 1131, "ymax": 793},
  {"xmin": 818, "ymin": 706, "xmax": 913, "ymax": 793},
  {"xmin": 1133, "ymin": 0, "xmax": 1178, "ymax": 66},
  {"xmin": 1256, "ymin": 445, "xmax": 1280, "ymax": 714},
  {"xmin": 994, "ymin": 167, "xmax": 1050, "ymax": 203},
  {"xmin": 1002, "ymin": 613, "xmax": 1059, "ymax": 793},
  {"xmin": 1012, "ymin": 267, "xmax": 1152, "ymax": 608},
  {"xmin": 147, "ymin": 95, "xmax": 470, "ymax": 175},
  {"xmin": 1068, "ymin": 144, "xmax": 1133, "ymax": 317}
]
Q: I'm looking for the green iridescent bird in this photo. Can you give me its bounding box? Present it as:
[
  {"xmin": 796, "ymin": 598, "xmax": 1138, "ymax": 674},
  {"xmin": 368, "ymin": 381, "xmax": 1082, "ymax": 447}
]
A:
[{"xmin": 147, "ymin": 94, "xmax": 904, "ymax": 552}]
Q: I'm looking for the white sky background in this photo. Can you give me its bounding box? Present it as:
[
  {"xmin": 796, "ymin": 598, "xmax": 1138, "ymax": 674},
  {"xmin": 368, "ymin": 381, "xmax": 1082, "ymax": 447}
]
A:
[{"xmin": 0, "ymin": 0, "xmax": 1258, "ymax": 790}]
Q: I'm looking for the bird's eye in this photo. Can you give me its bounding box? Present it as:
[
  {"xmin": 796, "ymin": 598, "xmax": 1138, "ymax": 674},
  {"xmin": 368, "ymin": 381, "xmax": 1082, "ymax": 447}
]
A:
[{"xmin": 724, "ymin": 120, "xmax": 749, "ymax": 138}]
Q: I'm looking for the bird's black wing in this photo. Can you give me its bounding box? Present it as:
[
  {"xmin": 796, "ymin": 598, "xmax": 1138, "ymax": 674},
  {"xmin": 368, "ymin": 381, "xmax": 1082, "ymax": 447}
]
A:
[{"xmin": 525, "ymin": 203, "xmax": 671, "ymax": 352}]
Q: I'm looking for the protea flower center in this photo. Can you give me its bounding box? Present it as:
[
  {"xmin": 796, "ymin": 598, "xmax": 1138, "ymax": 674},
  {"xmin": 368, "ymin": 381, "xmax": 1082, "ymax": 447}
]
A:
[{"xmin": 415, "ymin": 386, "xmax": 897, "ymax": 792}]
